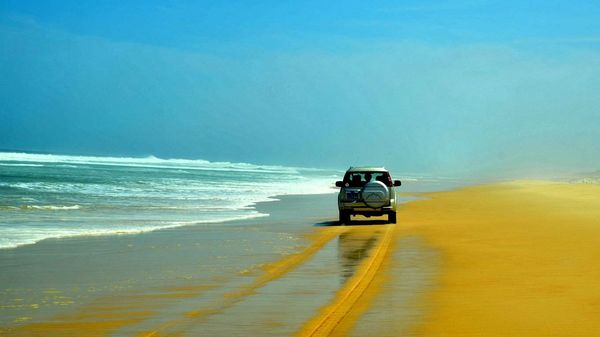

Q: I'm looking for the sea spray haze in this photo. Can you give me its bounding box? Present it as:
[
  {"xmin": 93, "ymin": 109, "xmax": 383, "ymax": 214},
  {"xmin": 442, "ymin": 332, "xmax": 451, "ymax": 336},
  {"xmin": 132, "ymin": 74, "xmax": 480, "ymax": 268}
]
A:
[
  {"xmin": 2, "ymin": 3, "xmax": 600, "ymax": 176},
  {"xmin": 0, "ymin": 152, "xmax": 339, "ymax": 249}
]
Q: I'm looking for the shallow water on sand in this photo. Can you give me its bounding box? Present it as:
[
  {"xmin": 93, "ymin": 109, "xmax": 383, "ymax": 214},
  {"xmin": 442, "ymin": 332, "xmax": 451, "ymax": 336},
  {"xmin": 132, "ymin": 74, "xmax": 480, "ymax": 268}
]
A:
[
  {"xmin": 0, "ymin": 154, "xmax": 457, "ymax": 336},
  {"xmin": 0, "ymin": 196, "xmax": 396, "ymax": 337},
  {"xmin": 0, "ymin": 193, "xmax": 409, "ymax": 337},
  {"xmin": 146, "ymin": 234, "xmax": 367, "ymax": 337}
]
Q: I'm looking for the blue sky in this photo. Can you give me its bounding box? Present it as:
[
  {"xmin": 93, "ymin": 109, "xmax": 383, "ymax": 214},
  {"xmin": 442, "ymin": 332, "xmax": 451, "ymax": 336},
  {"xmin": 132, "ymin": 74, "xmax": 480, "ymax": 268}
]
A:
[{"xmin": 1, "ymin": 1, "xmax": 600, "ymax": 176}]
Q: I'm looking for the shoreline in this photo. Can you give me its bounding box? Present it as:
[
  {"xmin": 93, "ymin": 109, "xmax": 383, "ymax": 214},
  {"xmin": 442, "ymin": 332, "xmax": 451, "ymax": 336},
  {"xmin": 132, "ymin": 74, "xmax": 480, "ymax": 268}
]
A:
[
  {"xmin": 2, "ymin": 172, "xmax": 452, "ymax": 251},
  {"xmin": 0, "ymin": 178, "xmax": 465, "ymax": 336},
  {"xmin": 0, "ymin": 192, "xmax": 343, "ymax": 335},
  {"xmin": 0, "ymin": 191, "xmax": 338, "ymax": 251},
  {"xmin": 7, "ymin": 180, "xmax": 596, "ymax": 336}
]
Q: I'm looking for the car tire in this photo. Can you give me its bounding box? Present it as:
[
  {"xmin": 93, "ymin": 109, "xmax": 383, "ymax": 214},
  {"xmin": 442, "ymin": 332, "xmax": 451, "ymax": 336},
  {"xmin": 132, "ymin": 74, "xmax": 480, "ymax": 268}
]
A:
[
  {"xmin": 389, "ymin": 212, "xmax": 396, "ymax": 224},
  {"xmin": 339, "ymin": 211, "xmax": 350, "ymax": 224},
  {"xmin": 362, "ymin": 181, "xmax": 390, "ymax": 208}
]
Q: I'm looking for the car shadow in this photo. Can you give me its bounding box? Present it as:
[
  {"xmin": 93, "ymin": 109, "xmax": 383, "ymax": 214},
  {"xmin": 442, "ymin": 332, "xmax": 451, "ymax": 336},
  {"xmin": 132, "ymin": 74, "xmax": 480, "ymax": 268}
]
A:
[{"xmin": 315, "ymin": 219, "xmax": 392, "ymax": 227}]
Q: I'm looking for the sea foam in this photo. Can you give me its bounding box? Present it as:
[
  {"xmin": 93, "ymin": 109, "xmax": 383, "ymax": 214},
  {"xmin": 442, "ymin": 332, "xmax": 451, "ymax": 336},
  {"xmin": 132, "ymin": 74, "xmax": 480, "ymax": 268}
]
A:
[
  {"xmin": 0, "ymin": 152, "xmax": 300, "ymax": 173},
  {"xmin": 0, "ymin": 151, "xmax": 338, "ymax": 249}
]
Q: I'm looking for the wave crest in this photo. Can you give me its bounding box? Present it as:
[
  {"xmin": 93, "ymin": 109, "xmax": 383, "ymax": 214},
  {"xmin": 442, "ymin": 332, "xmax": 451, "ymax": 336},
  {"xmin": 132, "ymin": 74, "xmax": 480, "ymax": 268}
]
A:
[
  {"xmin": 22, "ymin": 205, "xmax": 82, "ymax": 210},
  {"xmin": 0, "ymin": 152, "xmax": 300, "ymax": 174}
]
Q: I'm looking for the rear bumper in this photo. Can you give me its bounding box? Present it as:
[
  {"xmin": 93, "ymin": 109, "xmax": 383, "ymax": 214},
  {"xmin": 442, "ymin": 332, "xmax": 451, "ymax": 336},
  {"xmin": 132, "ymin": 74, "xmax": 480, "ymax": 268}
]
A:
[
  {"xmin": 339, "ymin": 203, "xmax": 395, "ymax": 215},
  {"xmin": 339, "ymin": 210, "xmax": 394, "ymax": 218}
]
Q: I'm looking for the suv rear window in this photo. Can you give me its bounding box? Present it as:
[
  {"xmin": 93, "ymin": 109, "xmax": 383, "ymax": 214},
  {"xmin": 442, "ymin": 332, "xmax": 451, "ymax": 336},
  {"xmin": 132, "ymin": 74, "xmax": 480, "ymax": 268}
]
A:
[{"xmin": 343, "ymin": 172, "xmax": 392, "ymax": 187}]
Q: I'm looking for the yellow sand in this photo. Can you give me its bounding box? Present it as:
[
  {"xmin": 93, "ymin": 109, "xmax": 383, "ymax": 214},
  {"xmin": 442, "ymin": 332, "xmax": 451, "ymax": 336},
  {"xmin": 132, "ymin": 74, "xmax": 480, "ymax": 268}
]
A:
[
  {"xmin": 391, "ymin": 181, "xmax": 600, "ymax": 336},
  {"xmin": 302, "ymin": 181, "xmax": 600, "ymax": 337}
]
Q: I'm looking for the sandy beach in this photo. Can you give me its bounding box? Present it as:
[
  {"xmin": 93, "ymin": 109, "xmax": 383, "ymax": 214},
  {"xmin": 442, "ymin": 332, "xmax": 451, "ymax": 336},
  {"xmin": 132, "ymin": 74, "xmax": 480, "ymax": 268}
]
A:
[
  {"xmin": 4, "ymin": 1, "xmax": 599, "ymax": 335},
  {"xmin": 323, "ymin": 181, "xmax": 600, "ymax": 336},
  {"xmin": 2, "ymin": 181, "xmax": 600, "ymax": 336}
]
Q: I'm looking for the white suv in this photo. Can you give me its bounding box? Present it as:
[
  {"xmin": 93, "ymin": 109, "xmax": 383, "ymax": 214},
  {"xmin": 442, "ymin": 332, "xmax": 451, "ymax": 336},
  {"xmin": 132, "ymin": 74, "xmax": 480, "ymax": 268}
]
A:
[{"xmin": 335, "ymin": 167, "xmax": 401, "ymax": 224}]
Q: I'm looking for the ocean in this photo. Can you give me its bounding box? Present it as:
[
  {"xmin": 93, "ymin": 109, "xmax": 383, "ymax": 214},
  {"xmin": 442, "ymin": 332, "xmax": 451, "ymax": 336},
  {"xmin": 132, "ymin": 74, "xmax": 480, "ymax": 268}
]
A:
[{"xmin": 0, "ymin": 152, "xmax": 339, "ymax": 249}]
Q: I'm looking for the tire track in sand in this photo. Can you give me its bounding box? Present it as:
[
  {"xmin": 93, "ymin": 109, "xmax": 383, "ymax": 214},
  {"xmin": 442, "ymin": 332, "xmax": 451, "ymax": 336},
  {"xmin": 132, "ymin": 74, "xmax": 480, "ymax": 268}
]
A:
[{"xmin": 297, "ymin": 223, "xmax": 395, "ymax": 337}]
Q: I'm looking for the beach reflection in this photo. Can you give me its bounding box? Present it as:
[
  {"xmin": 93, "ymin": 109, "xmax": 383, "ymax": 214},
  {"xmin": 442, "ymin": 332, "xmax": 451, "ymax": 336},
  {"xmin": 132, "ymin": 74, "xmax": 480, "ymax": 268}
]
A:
[{"xmin": 337, "ymin": 227, "xmax": 384, "ymax": 283}]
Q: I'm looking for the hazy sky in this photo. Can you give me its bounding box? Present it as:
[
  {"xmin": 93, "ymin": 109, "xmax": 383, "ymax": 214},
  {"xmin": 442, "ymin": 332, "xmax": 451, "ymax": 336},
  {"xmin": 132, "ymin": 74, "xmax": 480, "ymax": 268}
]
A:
[{"xmin": 1, "ymin": 1, "xmax": 600, "ymax": 176}]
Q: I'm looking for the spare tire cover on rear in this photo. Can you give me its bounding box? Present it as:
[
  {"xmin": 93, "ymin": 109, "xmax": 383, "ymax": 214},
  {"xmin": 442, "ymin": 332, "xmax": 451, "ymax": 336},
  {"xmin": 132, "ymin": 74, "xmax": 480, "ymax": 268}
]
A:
[{"xmin": 362, "ymin": 181, "xmax": 390, "ymax": 208}]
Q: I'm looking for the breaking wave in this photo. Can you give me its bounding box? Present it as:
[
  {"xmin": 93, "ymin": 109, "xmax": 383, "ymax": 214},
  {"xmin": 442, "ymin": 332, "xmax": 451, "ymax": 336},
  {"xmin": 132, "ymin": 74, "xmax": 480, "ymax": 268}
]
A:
[{"xmin": 0, "ymin": 151, "xmax": 338, "ymax": 249}]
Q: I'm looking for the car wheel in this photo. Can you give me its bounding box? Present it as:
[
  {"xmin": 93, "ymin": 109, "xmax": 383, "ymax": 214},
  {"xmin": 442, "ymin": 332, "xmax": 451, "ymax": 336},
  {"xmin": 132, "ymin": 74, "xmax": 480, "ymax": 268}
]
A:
[
  {"xmin": 389, "ymin": 212, "xmax": 397, "ymax": 224},
  {"xmin": 339, "ymin": 211, "xmax": 350, "ymax": 224}
]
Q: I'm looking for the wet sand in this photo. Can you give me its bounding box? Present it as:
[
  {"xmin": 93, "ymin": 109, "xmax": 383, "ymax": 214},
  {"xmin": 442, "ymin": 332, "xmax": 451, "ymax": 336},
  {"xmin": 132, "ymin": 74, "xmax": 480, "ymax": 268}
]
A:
[
  {"xmin": 3, "ymin": 181, "xmax": 599, "ymax": 336},
  {"xmin": 0, "ymin": 193, "xmax": 394, "ymax": 336}
]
